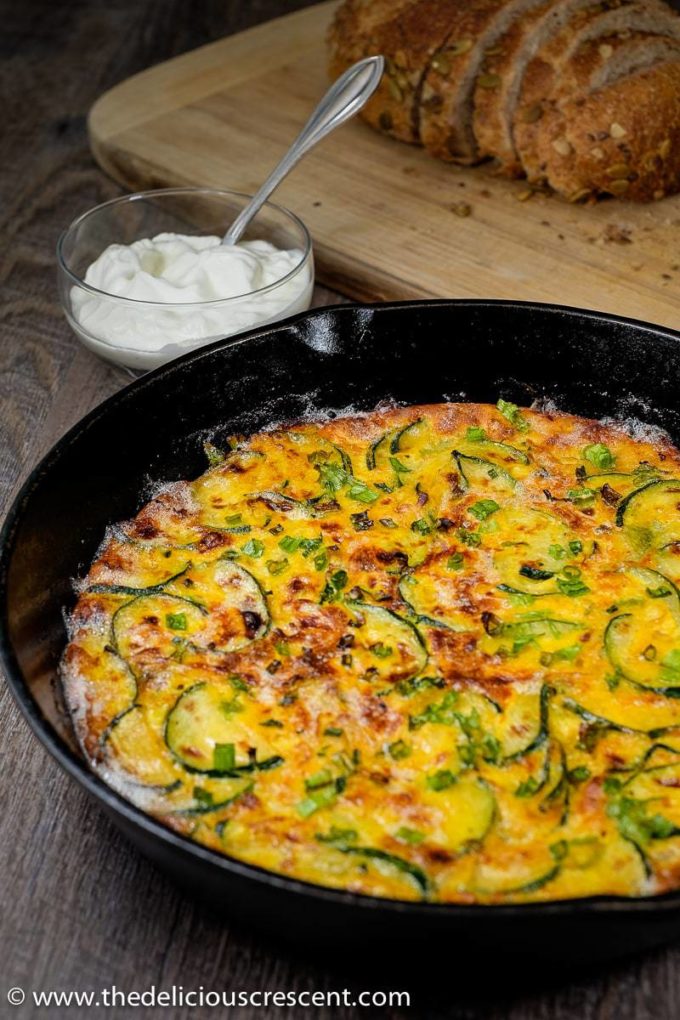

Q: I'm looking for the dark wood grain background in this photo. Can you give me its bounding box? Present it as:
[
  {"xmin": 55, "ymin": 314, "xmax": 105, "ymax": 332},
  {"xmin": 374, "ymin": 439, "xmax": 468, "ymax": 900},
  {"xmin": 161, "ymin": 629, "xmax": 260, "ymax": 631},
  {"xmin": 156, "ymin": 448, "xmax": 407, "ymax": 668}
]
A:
[{"xmin": 2, "ymin": 2, "xmax": 680, "ymax": 1017}]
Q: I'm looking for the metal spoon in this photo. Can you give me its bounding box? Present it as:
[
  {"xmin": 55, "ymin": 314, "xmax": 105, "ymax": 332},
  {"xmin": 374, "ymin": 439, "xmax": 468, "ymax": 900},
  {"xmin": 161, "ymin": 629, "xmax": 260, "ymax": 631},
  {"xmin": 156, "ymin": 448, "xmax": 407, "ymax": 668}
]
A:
[{"xmin": 222, "ymin": 55, "xmax": 384, "ymax": 246}]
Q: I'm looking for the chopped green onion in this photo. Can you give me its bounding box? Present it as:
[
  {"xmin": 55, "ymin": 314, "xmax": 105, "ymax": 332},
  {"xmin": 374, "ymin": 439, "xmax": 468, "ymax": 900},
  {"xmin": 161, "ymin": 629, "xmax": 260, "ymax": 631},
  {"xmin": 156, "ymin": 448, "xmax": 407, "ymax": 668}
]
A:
[
  {"xmin": 515, "ymin": 776, "xmax": 540, "ymax": 798},
  {"xmin": 320, "ymin": 569, "xmax": 349, "ymax": 604},
  {"xmin": 306, "ymin": 769, "xmax": 333, "ymax": 790},
  {"xmin": 300, "ymin": 537, "xmax": 323, "ymax": 557},
  {"xmin": 315, "ymin": 827, "xmax": 358, "ymax": 847},
  {"xmin": 313, "ymin": 550, "xmax": 329, "ymax": 571},
  {"xmin": 468, "ymin": 499, "xmax": 500, "ymax": 521},
  {"xmin": 583, "ymin": 443, "xmax": 615, "ymax": 471},
  {"xmin": 556, "ymin": 575, "xmax": 590, "ymax": 597},
  {"xmin": 165, "ymin": 612, "xmax": 187, "ymax": 631},
  {"xmin": 388, "ymin": 739, "xmax": 412, "ymax": 760},
  {"xmin": 457, "ymin": 528, "xmax": 481, "ymax": 548},
  {"xmin": 213, "ymin": 743, "xmax": 236, "ymax": 772},
  {"xmin": 389, "ymin": 456, "xmax": 411, "ymax": 476},
  {"xmin": 242, "ymin": 538, "xmax": 264, "ymax": 558},
  {"xmin": 466, "ymin": 426, "xmax": 487, "ymax": 442},
  {"xmin": 567, "ymin": 488, "xmax": 596, "ymax": 505},
  {"xmin": 395, "ymin": 826, "xmax": 425, "ymax": 845},
  {"xmin": 229, "ymin": 674, "xmax": 249, "ymax": 693},
  {"xmin": 426, "ymin": 769, "xmax": 457, "ymax": 791},
  {"xmin": 347, "ymin": 482, "xmax": 378, "ymax": 503},
  {"xmin": 497, "ymin": 398, "xmax": 529, "ymax": 432},
  {"xmin": 519, "ymin": 564, "xmax": 554, "ymax": 581},
  {"xmin": 192, "ymin": 787, "xmax": 214, "ymax": 807},
  {"xmin": 266, "ymin": 558, "xmax": 289, "ymax": 575}
]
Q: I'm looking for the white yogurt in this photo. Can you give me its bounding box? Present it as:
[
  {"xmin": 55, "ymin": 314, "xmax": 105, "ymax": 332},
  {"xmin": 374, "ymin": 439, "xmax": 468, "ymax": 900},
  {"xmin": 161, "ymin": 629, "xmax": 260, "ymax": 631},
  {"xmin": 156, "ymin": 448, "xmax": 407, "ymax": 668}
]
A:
[{"xmin": 70, "ymin": 233, "xmax": 313, "ymax": 370}]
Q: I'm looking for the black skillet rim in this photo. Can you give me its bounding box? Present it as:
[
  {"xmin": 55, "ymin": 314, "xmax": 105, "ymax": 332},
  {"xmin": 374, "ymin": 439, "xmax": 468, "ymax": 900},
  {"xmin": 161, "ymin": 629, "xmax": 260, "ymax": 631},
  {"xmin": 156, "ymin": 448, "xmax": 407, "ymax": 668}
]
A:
[{"xmin": 3, "ymin": 297, "xmax": 680, "ymax": 919}]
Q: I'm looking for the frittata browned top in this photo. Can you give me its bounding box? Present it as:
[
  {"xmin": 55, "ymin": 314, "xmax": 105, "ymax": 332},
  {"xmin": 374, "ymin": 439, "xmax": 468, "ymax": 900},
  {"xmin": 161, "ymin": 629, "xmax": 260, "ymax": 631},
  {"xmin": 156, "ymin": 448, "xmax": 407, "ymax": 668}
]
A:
[{"xmin": 62, "ymin": 401, "xmax": 680, "ymax": 903}]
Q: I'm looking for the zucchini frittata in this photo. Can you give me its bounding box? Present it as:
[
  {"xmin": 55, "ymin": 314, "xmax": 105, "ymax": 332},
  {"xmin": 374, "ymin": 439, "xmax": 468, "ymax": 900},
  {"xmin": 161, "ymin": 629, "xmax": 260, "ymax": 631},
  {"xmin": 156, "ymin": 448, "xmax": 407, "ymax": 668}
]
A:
[{"xmin": 63, "ymin": 401, "xmax": 680, "ymax": 904}]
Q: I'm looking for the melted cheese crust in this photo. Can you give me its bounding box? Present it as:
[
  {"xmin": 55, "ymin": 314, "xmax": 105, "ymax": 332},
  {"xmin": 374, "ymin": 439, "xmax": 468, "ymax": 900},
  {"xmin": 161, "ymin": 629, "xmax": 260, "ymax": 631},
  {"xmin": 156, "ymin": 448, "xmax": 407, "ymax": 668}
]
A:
[{"xmin": 62, "ymin": 402, "xmax": 680, "ymax": 903}]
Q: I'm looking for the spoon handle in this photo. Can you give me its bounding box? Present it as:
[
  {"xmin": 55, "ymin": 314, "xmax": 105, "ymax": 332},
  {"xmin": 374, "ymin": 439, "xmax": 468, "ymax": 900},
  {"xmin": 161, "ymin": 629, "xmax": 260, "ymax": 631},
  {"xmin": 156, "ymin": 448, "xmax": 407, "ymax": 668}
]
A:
[{"xmin": 223, "ymin": 55, "xmax": 384, "ymax": 246}]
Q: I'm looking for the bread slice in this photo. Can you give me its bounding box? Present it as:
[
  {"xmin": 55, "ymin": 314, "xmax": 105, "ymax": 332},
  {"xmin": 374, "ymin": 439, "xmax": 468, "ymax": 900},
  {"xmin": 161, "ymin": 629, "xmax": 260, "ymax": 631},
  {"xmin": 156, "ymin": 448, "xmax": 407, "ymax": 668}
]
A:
[
  {"xmin": 530, "ymin": 30, "xmax": 680, "ymax": 189},
  {"xmin": 534, "ymin": 56, "xmax": 680, "ymax": 199},
  {"xmin": 418, "ymin": 0, "xmax": 551, "ymax": 164},
  {"xmin": 514, "ymin": 0, "xmax": 680, "ymax": 180},
  {"xmin": 328, "ymin": 0, "xmax": 424, "ymax": 143},
  {"xmin": 472, "ymin": 0, "xmax": 607, "ymax": 175}
]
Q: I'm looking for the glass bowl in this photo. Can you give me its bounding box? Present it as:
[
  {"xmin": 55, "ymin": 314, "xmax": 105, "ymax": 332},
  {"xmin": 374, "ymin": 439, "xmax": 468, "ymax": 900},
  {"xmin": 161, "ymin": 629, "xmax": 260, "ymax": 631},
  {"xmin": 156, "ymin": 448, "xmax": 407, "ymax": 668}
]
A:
[{"xmin": 57, "ymin": 188, "xmax": 314, "ymax": 372}]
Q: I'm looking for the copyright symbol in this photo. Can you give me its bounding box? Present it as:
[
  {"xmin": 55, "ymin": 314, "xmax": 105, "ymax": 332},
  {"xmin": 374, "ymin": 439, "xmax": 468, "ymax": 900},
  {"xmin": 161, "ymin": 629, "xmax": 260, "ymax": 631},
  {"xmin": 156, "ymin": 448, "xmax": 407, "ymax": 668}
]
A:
[{"xmin": 7, "ymin": 988, "xmax": 25, "ymax": 1006}]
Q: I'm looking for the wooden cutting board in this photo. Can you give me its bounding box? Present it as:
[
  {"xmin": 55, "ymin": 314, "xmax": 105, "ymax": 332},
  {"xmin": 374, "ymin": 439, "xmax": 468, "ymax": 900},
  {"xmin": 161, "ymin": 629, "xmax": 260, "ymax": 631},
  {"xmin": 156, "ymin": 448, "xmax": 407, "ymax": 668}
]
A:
[{"xmin": 89, "ymin": 1, "xmax": 680, "ymax": 329}]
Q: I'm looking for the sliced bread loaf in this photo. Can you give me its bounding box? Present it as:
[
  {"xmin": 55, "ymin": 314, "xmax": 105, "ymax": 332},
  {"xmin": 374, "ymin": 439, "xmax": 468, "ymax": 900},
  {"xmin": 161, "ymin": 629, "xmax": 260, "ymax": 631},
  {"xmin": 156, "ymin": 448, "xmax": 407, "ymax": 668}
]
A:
[{"xmin": 327, "ymin": 0, "xmax": 680, "ymax": 201}]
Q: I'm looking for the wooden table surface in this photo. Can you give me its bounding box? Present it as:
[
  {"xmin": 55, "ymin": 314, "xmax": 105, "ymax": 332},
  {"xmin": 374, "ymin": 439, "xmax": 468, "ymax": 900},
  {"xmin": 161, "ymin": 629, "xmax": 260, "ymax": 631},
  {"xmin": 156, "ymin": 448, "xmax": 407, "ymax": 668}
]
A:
[{"xmin": 2, "ymin": 2, "xmax": 680, "ymax": 1017}]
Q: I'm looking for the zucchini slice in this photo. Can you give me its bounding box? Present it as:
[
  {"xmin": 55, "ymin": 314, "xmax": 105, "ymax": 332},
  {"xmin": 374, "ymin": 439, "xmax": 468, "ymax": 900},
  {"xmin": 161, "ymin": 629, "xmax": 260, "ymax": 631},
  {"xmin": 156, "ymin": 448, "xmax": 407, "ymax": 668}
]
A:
[
  {"xmin": 64, "ymin": 642, "xmax": 137, "ymax": 740},
  {"xmin": 604, "ymin": 566, "xmax": 680, "ymax": 695},
  {"xmin": 491, "ymin": 507, "xmax": 587, "ymax": 597},
  {"xmin": 423, "ymin": 775, "xmax": 496, "ymax": 851},
  {"xmin": 460, "ymin": 437, "xmax": 529, "ymax": 466},
  {"xmin": 112, "ymin": 559, "xmax": 269, "ymax": 664},
  {"xmin": 504, "ymin": 684, "xmax": 555, "ymax": 761},
  {"xmin": 605, "ymin": 612, "xmax": 680, "ymax": 697},
  {"xmin": 473, "ymin": 845, "xmax": 564, "ymax": 897},
  {"xmin": 104, "ymin": 705, "xmax": 182, "ymax": 790},
  {"xmin": 345, "ymin": 602, "xmax": 428, "ymax": 682},
  {"xmin": 165, "ymin": 682, "xmax": 281, "ymax": 774},
  {"xmin": 339, "ymin": 846, "xmax": 430, "ymax": 897},
  {"xmin": 113, "ymin": 593, "xmax": 209, "ymax": 665},
  {"xmin": 398, "ymin": 571, "xmax": 466, "ymax": 632},
  {"xmin": 165, "ymin": 559, "xmax": 269, "ymax": 645},
  {"xmin": 617, "ymin": 479, "xmax": 680, "ymax": 551},
  {"xmin": 586, "ymin": 472, "xmax": 651, "ymax": 500},
  {"xmin": 366, "ymin": 418, "xmax": 428, "ymax": 472},
  {"xmin": 281, "ymin": 430, "xmax": 353, "ymax": 476},
  {"xmin": 453, "ymin": 451, "xmax": 517, "ymax": 492}
]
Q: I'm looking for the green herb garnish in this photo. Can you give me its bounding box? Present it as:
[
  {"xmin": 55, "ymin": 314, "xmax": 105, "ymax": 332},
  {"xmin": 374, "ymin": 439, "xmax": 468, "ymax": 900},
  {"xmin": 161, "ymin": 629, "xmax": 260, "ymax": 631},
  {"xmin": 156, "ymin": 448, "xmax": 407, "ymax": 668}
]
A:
[
  {"xmin": 242, "ymin": 538, "xmax": 264, "ymax": 558},
  {"xmin": 583, "ymin": 443, "xmax": 615, "ymax": 471},
  {"xmin": 426, "ymin": 769, "xmax": 457, "ymax": 791},
  {"xmin": 165, "ymin": 612, "xmax": 187, "ymax": 631},
  {"xmin": 469, "ymin": 499, "xmax": 500, "ymax": 521},
  {"xmin": 497, "ymin": 398, "xmax": 529, "ymax": 432},
  {"xmin": 213, "ymin": 743, "xmax": 236, "ymax": 772}
]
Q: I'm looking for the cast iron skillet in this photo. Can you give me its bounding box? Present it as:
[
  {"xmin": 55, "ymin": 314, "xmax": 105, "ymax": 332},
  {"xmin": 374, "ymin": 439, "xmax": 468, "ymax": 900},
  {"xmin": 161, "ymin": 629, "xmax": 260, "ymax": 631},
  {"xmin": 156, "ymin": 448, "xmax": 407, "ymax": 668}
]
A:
[{"xmin": 3, "ymin": 299, "xmax": 680, "ymax": 963}]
